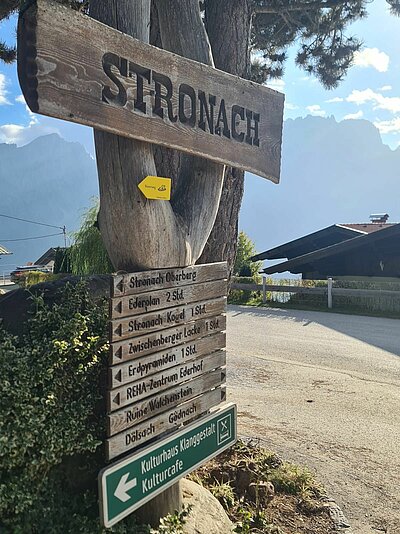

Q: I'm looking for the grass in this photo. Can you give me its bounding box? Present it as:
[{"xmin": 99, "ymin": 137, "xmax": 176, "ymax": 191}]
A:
[
  {"xmin": 190, "ymin": 439, "xmax": 336, "ymax": 534},
  {"xmin": 230, "ymin": 292, "xmax": 400, "ymax": 320}
]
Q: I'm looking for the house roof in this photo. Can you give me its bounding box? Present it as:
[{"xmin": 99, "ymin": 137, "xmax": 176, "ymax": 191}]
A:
[
  {"xmin": 340, "ymin": 223, "xmax": 395, "ymax": 234},
  {"xmin": 263, "ymin": 223, "xmax": 400, "ymax": 275},
  {"xmin": 251, "ymin": 224, "xmax": 366, "ymax": 261},
  {"xmin": 35, "ymin": 247, "xmax": 64, "ymax": 265},
  {"xmin": 252, "ymin": 221, "xmax": 397, "ymax": 263},
  {"xmin": 0, "ymin": 244, "xmax": 11, "ymax": 255}
]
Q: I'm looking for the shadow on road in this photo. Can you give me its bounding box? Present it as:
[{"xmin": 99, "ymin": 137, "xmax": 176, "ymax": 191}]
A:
[{"xmin": 229, "ymin": 305, "xmax": 400, "ymax": 357}]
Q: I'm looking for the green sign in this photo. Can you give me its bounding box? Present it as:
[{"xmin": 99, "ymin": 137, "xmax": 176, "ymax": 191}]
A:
[{"xmin": 99, "ymin": 403, "xmax": 236, "ymax": 528}]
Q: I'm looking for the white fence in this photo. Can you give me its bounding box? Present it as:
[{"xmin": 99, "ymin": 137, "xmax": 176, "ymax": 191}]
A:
[{"xmin": 231, "ymin": 277, "xmax": 400, "ymax": 312}]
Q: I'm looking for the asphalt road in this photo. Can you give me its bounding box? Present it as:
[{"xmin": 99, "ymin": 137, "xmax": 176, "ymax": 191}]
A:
[{"xmin": 226, "ymin": 305, "xmax": 400, "ymax": 534}]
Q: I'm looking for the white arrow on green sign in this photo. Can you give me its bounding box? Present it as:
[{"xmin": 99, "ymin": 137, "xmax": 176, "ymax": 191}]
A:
[{"xmin": 99, "ymin": 403, "xmax": 237, "ymax": 528}]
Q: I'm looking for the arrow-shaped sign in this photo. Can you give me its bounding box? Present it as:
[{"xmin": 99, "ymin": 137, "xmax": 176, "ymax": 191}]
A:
[
  {"xmin": 138, "ymin": 176, "xmax": 171, "ymax": 200},
  {"xmin": 114, "ymin": 473, "xmax": 137, "ymax": 502}
]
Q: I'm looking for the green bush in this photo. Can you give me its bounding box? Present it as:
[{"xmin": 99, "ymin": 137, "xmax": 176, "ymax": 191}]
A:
[
  {"xmin": 16, "ymin": 270, "xmax": 54, "ymax": 288},
  {"xmin": 0, "ymin": 282, "xmax": 148, "ymax": 533},
  {"xmin": 229, "ymin": 276, "xmax": 260, "ymax": 304}
]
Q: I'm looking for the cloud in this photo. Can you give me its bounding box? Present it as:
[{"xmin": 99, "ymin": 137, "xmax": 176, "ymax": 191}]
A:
[
  {"xmin": 326, "ymin": 97, "xmax": 344, "ymax": 103},
  {"xmin": 306, "ymin": 104, "xmax": 326, "ymax": 117},
  {"xmin": 285, "ymin": 102, "xmax": 298, "ymax": 110},
  {"xmin": 267, "ymin": 79, "xmax": 285, "ymax": 91},
  {"xmin": 373, "ymin": 118, "xmax": 400, "ymax": 135},
  {"xmin": 0, "ymin": 118, "xmax": 59, "ymax": 146},
  {"xmin": 15, "ymin": 94, "xmax": 26, "ymax": 104},
  {"xmin": 353, "ymin": 47, "xmax": 389, "ymax": 72},
  {"xmin": 346, "ymin": 88, "xmax": 400, "ymax": 114},
  {"xmin": 0, "ymin": 73, "xmax": 10, "ymax": 105},
  {"xmin": 379, "ymin": 85, "xmax": 392, "ymax": 92},
  {"xmin": 343, "ymin": 110, "xmax": 364, "ymax": 120}
]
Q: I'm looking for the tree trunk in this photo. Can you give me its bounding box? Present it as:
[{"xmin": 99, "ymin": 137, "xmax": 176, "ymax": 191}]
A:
[
  {"xmin": 90, "ymin": 1, "xmax": 224, "ymax": 273},
  {"xmin": 90, "ymin": 0, "xmax": 224, "ymax": 525},
  {"xmin": 199, "ymin": 0, "xmax": 253, "ymax": 277}
]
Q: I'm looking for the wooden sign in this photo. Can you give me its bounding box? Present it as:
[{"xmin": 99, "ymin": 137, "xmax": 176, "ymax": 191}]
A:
[
  {"xmin": 108, "ymin": 350, "xmax": 226, "ymax": 412},
  {"xmin": 138, "ymin": 176, "xmax": 171, "ymax": 201},
  {"xmin": 108, "ymin": 368, "xmax": 226, "ymax": 436},
  {"xmin": 106, "ymin": 263, "xmax": 228, "ymax": 460},
  {"xmin": 18, "ymin": 1, "xmax": 284, "ymax": 182},
  {"xmin": 106, "ymin": 387, "xmax": 226, "ymax": 460},
  {"xmin": 100, "ymin": 404, "xmax": 236, "ymax": 528},
  {"xmin": 112, "ymin": 262, "xmax": 227, "ymax": 298},
  {"xmin": 109, "ymin": 331, "xmax": 226, "ymax": 389},
  {"xmin": 110, "ymin": 280, "xmax": 227, "ymax": 320},
  {"xmin": 110, "ymin": 315, "xmax": 226, "ymax": 365},
  {"xmin": 110, "ymin": 296, "xmax": 226, "ymax": 342}
]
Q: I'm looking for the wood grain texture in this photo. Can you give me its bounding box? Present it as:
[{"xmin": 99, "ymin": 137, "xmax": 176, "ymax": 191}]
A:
[
  {"xmin": 108, "ymin": 350, "xmax": 226, "ymax": 412},
  {"xmin": 110, "ymin": 314, "xmax": 226, "ymax": 364},
  {"xmin": 18, "ymin": 1, "xmax": 284, "ymax": 183},
  {"xmin": 109, "ymin": 330, "xmax": 226, "ymax": 388},
  {"xmin": 108, "ymin": 367, "xmax": 225, "ymax": 436},
  {"xmin": 106, "ymin": 386, "xmax": 225, "ymax": 460},
  {"xmin": 112, "ymin": 261, "xmax": 227, "ymax": 297},
  {"xmin": 111, "ymin": 282, "xmax": 226, "ymax": 321}
]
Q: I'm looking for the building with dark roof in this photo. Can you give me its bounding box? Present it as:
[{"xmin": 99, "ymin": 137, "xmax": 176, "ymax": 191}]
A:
[
  {"xmin": 0, "ymin": 244, "xmax": 12, "ymax": 256},
  {"xmin": 252, "ymin": 216, "xmax": 400, "ymax": 279}
]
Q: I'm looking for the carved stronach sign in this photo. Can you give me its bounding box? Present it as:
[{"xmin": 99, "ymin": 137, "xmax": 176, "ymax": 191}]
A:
[{"xmin": 18, "ymin": 0, "xmax": 284, "ymax": 182}]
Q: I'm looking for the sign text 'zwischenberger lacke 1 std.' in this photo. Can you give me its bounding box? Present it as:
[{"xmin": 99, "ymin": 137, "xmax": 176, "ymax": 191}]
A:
[{"xmin": 18, "ymin": 0, "xmax": 284, "ymax": 182}]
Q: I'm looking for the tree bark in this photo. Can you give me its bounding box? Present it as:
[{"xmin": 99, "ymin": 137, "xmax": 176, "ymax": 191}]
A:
[
  {"xmin": 90, "ymin": 0, "xmax": 224, "ymax": 525},
  {"xmin": 199, "ymin": 0, "xmax": 253, "ymax": 278},
  {"xmin": 90, "ymin": 0, "xmax": 224, "ymax": 273}
]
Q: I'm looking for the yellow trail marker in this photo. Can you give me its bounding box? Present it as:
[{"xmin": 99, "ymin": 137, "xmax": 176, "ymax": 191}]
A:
[{"xmin": 138, "ymin": 176, "xmax": 171, "ymax": 200}]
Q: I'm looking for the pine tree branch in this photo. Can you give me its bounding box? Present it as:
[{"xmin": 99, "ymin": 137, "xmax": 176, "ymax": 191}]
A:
[
  {"xmin": 253, "ymin": 1, "xmax": 346, "ymax": 14},
  {"xmin": 0, "ymin": 0, "xmax": 19, "ymax": 22}
]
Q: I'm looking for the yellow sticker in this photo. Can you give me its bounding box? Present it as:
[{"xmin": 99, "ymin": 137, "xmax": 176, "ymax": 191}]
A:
[{"xmin": 138, "ymin": 176, "xmax": 171, "ymax": 200}]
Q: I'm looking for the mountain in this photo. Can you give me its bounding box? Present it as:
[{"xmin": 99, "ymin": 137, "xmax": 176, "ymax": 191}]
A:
[
  {"xmin": 240, "ymin": 115, "xmax": 400, "ymax": 266},
  {"xmin": 1, "ymin": 117, "xmax": 399, "ymax": 274},
  {"xmin": 0, "ymin": 134, "xmax": 98, "ymax": 272}
]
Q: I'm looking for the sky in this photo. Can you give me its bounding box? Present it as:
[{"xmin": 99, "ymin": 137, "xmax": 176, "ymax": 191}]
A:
[
  {"xmin": 0, "ymin": 1, "xmax": 399, "ymax": 273},
  {"xmin": 1, "ymin": 1, "xmax": 399, "ymax": 153}
]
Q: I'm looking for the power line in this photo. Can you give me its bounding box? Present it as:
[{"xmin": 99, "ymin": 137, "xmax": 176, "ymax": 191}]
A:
[
  {"xmin": 0, "ymin": 232, "xmax": 64, "ymax": 242},
  {"xmin": 0, "ymin": 213, "xmax": 64, "ymax": 230}
]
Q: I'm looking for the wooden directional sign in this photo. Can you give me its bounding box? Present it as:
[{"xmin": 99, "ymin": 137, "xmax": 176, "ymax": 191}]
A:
[
  {"xmin": 106, "ymin": 263, "xmax": 229, "ymax": 461},
  {"xmin": 110, "ymin": 281, "xmax": 227, "ymax": 320},
  {"xmin": 99, "ymin": 403, "xmax": 237, "ymax": 527},
  {"xmin": 108, "ymin": 350, "xmax": 226, "ymax": 412},
  {"xmin": 107, "ymin": 387, "xmax": 227, "ymax": 460},
  {"xmin": 110, "ymin": 296, "xmax": 226, "ymax": 341},
  {"xmin": 108, "ymin": 368, "xmax": 226, "ymax": 437},
  {"xmin": 108, "ymin": 331, "xmax": 226, "ymax": 389},
  {"xmin": 18, "ymin": 1, "xmax": 284, "ymax": 182},
  {"xmin": 112, "ymin": 262, "xmax": 227, "ymax": 298},
  {"xmin": 110, "ymin": 315, "xmax": 226, "ymax": 365}
]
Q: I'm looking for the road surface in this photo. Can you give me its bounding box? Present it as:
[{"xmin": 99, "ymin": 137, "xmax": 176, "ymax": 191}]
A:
[{"xmin": 226, "ymin": 305, "xmax": 400, "ymax": 534}]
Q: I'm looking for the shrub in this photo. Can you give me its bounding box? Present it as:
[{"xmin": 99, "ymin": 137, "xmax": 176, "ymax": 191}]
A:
[{"xmin": 0, "ymin": 282, "xmax": 147, "ymax": 533}]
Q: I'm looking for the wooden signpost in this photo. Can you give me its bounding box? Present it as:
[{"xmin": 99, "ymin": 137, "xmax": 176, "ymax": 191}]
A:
[
  {"xmin": 106, "ymin": 262, "xmax": 228, "ymax": 465},
  {"xmin": 18, "ymin": 0, "xmax": 284, "ymax": 183},
  {"xmin": 17, "ymin": 0, "xmax": 285, "ymax": 527}
]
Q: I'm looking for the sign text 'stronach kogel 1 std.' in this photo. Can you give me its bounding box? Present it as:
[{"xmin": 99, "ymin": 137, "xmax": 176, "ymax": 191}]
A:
[
  {"xmin": 18, "ymin": 0, "xmax": 284, "ymax": 182},
  {"xmin": 99, "ymin": 403, "xmax": 237, "ymax": 528}
]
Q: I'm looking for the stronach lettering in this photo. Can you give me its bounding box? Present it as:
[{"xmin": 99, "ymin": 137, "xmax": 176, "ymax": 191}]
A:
[{"xmin": 102, "ymin": 53, "xmax": 260, "ymax": 147}]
